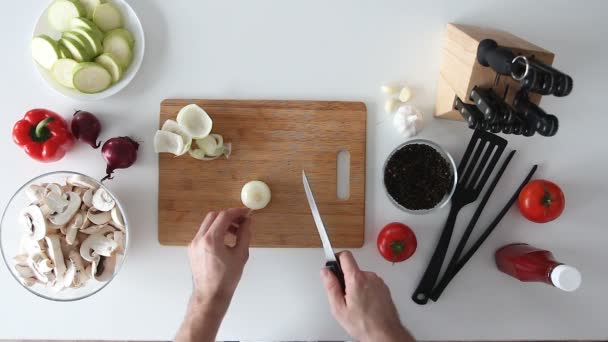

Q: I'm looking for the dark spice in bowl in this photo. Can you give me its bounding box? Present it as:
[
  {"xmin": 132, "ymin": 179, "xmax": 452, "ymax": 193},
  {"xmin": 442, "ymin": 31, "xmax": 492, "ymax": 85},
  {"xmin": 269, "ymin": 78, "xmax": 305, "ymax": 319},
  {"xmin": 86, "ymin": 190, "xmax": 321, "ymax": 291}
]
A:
[{"xmin": 384, "ymin": 143, "xmax": 454, "ymax": 210}]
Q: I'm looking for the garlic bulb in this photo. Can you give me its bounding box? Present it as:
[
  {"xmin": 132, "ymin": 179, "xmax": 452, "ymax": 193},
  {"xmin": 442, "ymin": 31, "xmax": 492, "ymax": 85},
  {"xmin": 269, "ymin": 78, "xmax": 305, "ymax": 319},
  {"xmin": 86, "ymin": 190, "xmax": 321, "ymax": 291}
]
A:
[{"xmin": 393, "ymin": 105, "xmax": 424, "ymax": 138}]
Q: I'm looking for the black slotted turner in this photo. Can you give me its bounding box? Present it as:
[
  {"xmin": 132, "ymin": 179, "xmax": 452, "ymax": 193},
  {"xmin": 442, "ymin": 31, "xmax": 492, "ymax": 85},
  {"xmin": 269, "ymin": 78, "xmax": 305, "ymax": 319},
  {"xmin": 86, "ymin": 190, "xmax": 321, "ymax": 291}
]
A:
[{"xmin": 412, "ymin": 130, "xmax": 507, "ymax": 305}]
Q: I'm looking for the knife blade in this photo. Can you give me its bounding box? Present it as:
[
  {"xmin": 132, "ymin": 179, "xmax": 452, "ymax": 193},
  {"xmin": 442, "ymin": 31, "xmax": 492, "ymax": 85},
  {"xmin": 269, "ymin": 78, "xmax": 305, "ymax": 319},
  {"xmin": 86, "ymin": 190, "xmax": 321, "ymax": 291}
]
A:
[{"xmin": 302, "ymin": 170, "xmax": 346, "ymax": 291}]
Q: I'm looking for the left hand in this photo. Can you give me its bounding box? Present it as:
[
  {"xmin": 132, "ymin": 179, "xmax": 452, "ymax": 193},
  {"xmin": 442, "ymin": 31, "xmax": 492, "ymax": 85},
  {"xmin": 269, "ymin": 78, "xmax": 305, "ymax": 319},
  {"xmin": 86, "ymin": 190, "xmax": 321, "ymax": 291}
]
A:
[{"xmin": 188, "ymin": 208, "xmax": 253, "ymax": 307}]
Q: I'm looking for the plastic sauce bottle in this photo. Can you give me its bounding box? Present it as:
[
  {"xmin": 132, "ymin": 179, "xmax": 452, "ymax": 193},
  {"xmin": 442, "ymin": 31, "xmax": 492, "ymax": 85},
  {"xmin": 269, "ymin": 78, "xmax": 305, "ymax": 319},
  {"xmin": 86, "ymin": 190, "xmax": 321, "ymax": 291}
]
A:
[{"xmin": 495, "ymin": 243, "xmax": 581, "ymax": 292}]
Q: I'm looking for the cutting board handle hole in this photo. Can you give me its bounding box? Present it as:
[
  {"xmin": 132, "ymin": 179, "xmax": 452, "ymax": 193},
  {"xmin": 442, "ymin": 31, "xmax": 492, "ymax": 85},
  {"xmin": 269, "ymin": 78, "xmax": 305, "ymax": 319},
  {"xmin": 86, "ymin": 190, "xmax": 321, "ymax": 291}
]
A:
[{"xmin": 337, "ymin": 150, "xmax": 351, "ymax": 200}]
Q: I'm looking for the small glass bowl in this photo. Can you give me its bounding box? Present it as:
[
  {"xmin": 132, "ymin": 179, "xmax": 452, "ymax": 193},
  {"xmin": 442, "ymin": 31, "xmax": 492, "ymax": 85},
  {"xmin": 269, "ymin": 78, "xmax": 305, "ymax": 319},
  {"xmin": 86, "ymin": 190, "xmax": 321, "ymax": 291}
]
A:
[
  {"xmin": 383, "ymin": 139, "xmax": 457, "ymax": 214},
  {"xmin": 0, "ymin": 171, "xmax": 129, "ymax": 301}
]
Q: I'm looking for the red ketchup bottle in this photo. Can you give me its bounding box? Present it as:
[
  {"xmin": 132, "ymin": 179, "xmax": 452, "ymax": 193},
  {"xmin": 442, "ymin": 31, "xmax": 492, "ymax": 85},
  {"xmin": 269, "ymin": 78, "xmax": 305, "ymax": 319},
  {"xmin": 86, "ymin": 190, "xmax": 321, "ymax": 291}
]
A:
[{"xmin": 495, "ymin": 243, "xmax": 581, "ymax": 292}]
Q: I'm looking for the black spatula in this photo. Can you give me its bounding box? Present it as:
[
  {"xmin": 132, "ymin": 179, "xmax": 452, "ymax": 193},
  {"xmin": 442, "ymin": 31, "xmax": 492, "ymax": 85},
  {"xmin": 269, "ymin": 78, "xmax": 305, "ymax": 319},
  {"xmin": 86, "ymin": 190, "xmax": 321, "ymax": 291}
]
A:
[{"xmin": 412, "ymin": 130, "xmax": 507, "ymax": 305}]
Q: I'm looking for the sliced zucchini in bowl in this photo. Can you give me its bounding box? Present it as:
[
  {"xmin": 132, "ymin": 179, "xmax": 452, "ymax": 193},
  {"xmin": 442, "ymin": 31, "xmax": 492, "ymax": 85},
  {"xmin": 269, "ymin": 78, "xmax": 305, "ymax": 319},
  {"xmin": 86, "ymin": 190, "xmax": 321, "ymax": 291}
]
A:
[
  {"xmin": 105, "ymin": 28, "xmax": 135, "ymax": 49},
  {"xmin": 59, "ymin": 36, "xmax": 91, "ymax": 62},
  {"xmin": 51, "ymin": 58, "xmax": 78, "ymax": 88},
  {"xmin": 62, "ymin": 31, "xmax": 97, "ymax": 58},
  {"xmin": 103, "ymin": 33, "xmax": 132, "ymax": 68},
  {"xmin": 31, "ymin": 35, "xmax": 60, "ymax": 70},
  {"xmin": 72, "ymin": 62, "xmax": 112, "ymax": 93},
  {"xmin": 79, "ymin": 0, "xmax": 107, "ymax": 19},
  {"xmin": 71, "ymin": 28, "xmax": 103, "ymax": 55},
  {"xmin": 95, "ymin": 53, "xmax": 123, "ymax": 83},
  {"xmin": 70, "ymin": 17, "xmax": 103, "ymax": 35},
  {"xmin": 92, "ymin": 3, "xmax": 123, "ymax": 32},
  {"xmin": 47, "ymin": 0, "xmax": 85, "ymax": 31},
  {"xmin": 59, "ymin": 44, "xmax": 73, "ymax": 59}
]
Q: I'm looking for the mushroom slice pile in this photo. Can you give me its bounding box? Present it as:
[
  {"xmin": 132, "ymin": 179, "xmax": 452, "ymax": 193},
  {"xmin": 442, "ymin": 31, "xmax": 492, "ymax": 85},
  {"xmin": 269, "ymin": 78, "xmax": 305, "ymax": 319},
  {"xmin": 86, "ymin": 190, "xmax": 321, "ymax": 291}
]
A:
[{"xmin": 11, "ymin": 177, "xmax": 125, "ymax": 291}]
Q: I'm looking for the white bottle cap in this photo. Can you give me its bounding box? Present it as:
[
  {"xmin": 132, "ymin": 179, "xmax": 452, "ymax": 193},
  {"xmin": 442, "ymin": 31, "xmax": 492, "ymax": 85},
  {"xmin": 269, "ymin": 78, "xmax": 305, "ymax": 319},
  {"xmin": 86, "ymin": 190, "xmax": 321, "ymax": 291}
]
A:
[{"xmin": 551, "ymin": 265, "xmax": 582, "ymax": 292}]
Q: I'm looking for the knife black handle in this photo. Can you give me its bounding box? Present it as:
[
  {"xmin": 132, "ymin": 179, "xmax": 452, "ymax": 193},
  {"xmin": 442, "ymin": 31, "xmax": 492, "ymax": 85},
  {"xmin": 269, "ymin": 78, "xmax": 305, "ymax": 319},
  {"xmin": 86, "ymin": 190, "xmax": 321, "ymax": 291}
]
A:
[
  {"xmin": 477, "ymin": 39, "xmax": 515, "ymax": 75},
  {"xmin": 326, "ymin": 260, "xmax": 346, "ymax": 292}
]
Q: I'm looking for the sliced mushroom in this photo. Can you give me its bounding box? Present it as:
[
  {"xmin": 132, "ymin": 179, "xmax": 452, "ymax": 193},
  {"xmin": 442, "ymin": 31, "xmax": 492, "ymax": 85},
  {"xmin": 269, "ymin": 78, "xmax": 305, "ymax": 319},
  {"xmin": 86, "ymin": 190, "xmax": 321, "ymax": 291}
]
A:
[
  {"xmin": 59, "ymin": 235, "xmax": 78, "ymax": 260},
  {"xmin": 46, "ymin": 225, "xmax": 60, "ymax": 237},
  {"xmin": 21, "ymin": 277, "xmax": 37, "ymax": 287},
  {"xmin": 18, "ymin": 205, "xmax": 46, "ymax": 241},
  {"xmin": 13, "ymin": 254, "xmax": 29, "ymax": 266},
  {"xmin": 63, "ymin": 250, "xmax": 89, "ymax": 288},
  {"xmin": 80, "ymin": 232, "xmax": 118, "ymax": 262},
  {"xmin": 90, "ymin": 255, "xmax": 117, "ymax": 282},
  {"xmin": 27, "ymin": 253, "xmax": 53, "ymax": 283},
  {"xmin": 39, "ymin": 204, "xmax": 53, "ymax": 217},
  {"xmin": 112, "ymin": 231, "xmax": 125, "ymax": 254},
  {"xmin": 67, "ymin": 175, "xmax": 99, "ymax": 189},
  {"xmin": 62, "ymin": 184, "xmax": 73, "ymax": 193},
  {"xmin": 44, "ymin": 191, "xmax": 69, "ymax": 213},
  {"xmin": 82, "ymin": 189, "xmax": 94, "ymax": 208},
  {"xmin": 49, "ymin": 192, "xmax": 81, "ymax": 226},
  {"xmin": 15, "ymin": 264, "xmax": 35, "ymax": 278},
  {"xmin": 92, "ymin": 188, "xmax": 115, "ymax": 212},
  {"xmin": 110, "ymin": 206, "xmax": 125, "ymax": 230},
  {"xmin": 80, "ymin": 224, "xmax": 115, "ymax": 235},
  {"xmin": 14, "ymin": 260, "xmax": 38, "ymax": 287},
  {"xmin": 19, "ymin": 237, "xmax": 46, "ymax": 257},
  {"xmin": 87, "ymin": 207, "xmax": 111, "ymax": 225},
  {"xmin": 71, "ymin": 186, "xmax": 85, "ymax": 196},
  {"xmin": 44, "ymin": 271, "xmax": 57, "ymax": 288},
  {"xmin": 65, "ymin": 212, "xmax": 85, "ymax": 245},
  {"xmin": 25, "ymin": 185, "xmax": 46, "ymax": 204},
  {"xmin": 46, "ymin": 220, "xmax": 63, "ymax": 230},
  {"xmin": 45, "ymin": 235, "xmax": 66, "ymax": 284},
  {"xmin": 45, "ymin": 183, "xmax": 63, "ymax": 195}
]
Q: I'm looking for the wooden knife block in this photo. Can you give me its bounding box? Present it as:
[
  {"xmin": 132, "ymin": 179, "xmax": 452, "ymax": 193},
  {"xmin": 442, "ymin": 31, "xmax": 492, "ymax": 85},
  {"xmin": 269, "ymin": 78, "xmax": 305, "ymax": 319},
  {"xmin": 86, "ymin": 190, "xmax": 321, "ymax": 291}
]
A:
[{"xmin": 435, "ymin": 23, "xmax": 555, "ymax": 121}]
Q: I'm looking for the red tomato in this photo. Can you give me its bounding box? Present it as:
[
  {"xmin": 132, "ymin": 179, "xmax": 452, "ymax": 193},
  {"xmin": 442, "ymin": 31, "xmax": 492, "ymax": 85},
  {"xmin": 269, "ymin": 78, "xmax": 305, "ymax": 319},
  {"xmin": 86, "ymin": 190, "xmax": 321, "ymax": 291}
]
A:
[
  {"xmin": 377, "ymin": 222, "xmax": 417, "ymax": 263},
  {"xmin": 518, "ymin": 179, "xmax": 565, "ymax": 223}
]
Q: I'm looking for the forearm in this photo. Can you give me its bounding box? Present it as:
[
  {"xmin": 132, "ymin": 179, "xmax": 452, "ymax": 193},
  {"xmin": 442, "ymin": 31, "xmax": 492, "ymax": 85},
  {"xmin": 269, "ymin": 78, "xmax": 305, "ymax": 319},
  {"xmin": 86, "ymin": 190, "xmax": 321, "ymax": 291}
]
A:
[
  {"xmin": 363, "ymin": 323, "xmax": 415, "ymax": 342},
  {"xmin": 175, "ymin": 294, "xmax": 230, "ymax": 342}
]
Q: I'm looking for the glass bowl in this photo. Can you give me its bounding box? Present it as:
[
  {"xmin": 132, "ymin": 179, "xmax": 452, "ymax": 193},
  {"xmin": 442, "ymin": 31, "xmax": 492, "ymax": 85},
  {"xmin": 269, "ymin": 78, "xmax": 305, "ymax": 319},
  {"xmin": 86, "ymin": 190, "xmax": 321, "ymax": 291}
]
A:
[
  {"xmin": 383, "ymin": 139, "xmax": 457, "ymax": 214},
  {"xmin": 0, "ymin": 171, "xmax": 129, "ymax": 301}
]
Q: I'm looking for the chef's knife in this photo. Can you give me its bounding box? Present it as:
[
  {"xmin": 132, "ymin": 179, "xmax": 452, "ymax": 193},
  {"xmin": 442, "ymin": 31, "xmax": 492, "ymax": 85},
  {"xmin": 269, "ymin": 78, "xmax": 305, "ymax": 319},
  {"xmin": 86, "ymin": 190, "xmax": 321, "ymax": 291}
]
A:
[{"xmin": 302, "ymin": 170, "xmax": 346, "ymax": 292}]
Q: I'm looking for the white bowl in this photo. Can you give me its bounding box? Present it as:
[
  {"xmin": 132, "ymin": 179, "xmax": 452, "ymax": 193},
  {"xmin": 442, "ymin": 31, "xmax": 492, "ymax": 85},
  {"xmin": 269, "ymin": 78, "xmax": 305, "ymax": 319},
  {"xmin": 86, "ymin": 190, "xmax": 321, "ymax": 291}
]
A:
[{"xmin": 32, "ymin": 0, "xmax": 145, "ymax": 101}]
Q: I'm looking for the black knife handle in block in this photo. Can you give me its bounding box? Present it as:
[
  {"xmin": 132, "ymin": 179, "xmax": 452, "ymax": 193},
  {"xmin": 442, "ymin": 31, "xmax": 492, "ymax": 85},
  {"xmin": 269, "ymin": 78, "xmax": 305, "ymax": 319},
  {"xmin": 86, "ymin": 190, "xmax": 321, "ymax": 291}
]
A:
[
  {"xmin": 514, "ymin": 91, "xmax": 559, "ymax": 137},
  {"xmin": 477, "ymin": 39, "xmax": 516, "ymax": 75},
  {"xmin": 326, "ymin": 260, "xmax": 346, "ymax": 292},
  {"xmin": 470, "ymin": 87, "xmax": 498, "ymax": 123},
  {"xmin": 524, "ymin": 58, "xmax": 574, "ymax": 97},
  {"xmin": 454, "ymin": 96, "xmax": 483, "ymax": 129}
]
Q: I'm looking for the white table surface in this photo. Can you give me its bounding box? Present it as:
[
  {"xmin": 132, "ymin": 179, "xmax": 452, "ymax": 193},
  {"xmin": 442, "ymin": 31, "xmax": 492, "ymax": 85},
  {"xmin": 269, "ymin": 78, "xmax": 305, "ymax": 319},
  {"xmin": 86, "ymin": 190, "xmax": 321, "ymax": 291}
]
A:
[{"xmin": 1, "ymin": 0, "xmax": 607, "ymax": 340}]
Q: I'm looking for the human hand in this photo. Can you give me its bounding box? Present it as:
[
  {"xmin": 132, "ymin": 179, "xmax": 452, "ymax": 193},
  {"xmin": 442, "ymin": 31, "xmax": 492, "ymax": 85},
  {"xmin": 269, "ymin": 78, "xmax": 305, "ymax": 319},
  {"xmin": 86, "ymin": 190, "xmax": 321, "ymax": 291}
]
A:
[
  {"xmin": 188, "ymin": 208, "xmax": 252, "ymax": 308},
  {"xmin": 320, "ymin": 251, "xmax": 412, "ymax": 342}
]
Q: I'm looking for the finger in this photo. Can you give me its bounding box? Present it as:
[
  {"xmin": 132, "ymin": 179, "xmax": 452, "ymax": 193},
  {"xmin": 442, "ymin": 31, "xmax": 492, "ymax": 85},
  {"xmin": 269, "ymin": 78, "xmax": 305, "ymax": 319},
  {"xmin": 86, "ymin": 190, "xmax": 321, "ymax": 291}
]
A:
[
  {"xmin": 320, "ymin": 268, "xmax": 346, "ymax": 313},
  {"xmin": 363, "ymin": 271, "xmax": 379, "ymax": 279},
  {"xmin": 209, "ymin": 208, "xmax": 251, "ymax": 244},
  {"xmin": 234, "ymin": 216, "xmax": 253, "ymax": 251},
  {"xmin": 194, "ymin": 211, "xmax": 218, "ymax": 241},
  {"xmin": 337, "ymin": 251, "xmax": 360, "ymax": 276}
]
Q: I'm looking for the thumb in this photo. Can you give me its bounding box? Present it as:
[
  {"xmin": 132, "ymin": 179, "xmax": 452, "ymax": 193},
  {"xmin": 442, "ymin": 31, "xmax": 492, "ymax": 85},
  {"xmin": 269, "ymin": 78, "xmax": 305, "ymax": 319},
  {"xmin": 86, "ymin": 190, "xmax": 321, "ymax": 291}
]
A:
[{"xmin": 320, "ymin": 268, "xmax": 346, "ymax": 313}]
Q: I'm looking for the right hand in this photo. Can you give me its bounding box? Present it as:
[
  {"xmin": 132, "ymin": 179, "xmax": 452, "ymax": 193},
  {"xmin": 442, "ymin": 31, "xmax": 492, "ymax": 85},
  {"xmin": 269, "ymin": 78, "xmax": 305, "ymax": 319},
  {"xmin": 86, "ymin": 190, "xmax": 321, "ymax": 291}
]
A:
[{"xmin": 320, "ymin": 251, "xmax": 411, "ymax": 342}]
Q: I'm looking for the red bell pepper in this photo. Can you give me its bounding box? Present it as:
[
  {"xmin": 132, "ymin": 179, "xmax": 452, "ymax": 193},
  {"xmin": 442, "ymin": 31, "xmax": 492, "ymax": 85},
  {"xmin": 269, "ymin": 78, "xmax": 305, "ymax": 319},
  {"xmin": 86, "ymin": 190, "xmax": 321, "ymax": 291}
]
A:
[{"xmin": 12, "ymin": 109, "xmax": 74, "ymax": 162}]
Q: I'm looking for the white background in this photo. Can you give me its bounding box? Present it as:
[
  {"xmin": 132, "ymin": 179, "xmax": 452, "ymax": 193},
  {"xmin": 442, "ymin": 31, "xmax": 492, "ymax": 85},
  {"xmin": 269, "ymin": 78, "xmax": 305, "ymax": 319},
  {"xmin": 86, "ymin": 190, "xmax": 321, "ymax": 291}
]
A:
[{"xmin": 1, "ymin": 0, "xmax": 607, "ymax": 340}]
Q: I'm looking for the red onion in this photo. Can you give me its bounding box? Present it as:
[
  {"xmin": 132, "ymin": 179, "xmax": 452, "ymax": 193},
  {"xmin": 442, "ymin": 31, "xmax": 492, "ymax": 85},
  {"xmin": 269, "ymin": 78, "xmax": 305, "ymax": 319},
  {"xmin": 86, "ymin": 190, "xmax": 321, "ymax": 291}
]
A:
[
  {"xmin": 71, "ymin": 110, "xmax": 102, "ymax": 148},
  {"xmin": 101, "ymin": 137, "xmax": 139, "ymax": 182}
]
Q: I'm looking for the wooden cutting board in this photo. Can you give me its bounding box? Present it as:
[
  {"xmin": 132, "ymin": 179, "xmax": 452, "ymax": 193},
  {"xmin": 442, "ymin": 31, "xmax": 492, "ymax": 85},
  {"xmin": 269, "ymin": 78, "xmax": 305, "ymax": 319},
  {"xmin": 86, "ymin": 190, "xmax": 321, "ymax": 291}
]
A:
[{"xmin": 158, "ymin": 99, "xmax": 366, "ymax": 247}]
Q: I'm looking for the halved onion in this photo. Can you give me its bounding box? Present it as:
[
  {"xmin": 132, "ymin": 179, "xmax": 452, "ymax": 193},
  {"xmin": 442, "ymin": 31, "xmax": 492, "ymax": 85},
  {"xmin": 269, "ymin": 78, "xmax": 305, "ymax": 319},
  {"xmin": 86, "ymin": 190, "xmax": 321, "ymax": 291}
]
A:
[
  {"xmin": 176, "ymin": 104, "xmax": 213, "ymax": 139},
  {"xmin": 154, "ymin": 130, "xmax": 185, "ymax": 155},
  {"xmin": 161, "ymin": 119, "xmax": 192, "ymax": 154}
]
